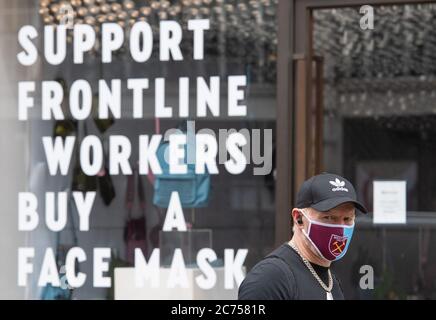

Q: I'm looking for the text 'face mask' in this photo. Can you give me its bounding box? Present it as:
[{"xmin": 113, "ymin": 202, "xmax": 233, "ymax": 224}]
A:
[{"xmin": 299, "ymin": 209, "xmax": 354, "ymax": 261}]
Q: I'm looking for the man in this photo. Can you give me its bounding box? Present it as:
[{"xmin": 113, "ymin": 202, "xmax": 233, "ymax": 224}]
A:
[{"xmin": 238, "ymin": 172, "xmax": 367, "ymax": 300}]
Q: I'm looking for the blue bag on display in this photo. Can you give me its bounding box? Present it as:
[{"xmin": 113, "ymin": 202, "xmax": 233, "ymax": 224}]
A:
[
  {"xmin": 40, "ymin": 282, "xmax": 72, "ymax": 300},
  {"xmin": 153, "ymin": 140, "xmax": 210, "ymax": 208}
]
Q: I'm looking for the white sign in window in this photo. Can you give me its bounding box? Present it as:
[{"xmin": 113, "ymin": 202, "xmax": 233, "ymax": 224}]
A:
[{"xmin": 373, "ymin": 180, "xmax": 407, "ymax": 224}]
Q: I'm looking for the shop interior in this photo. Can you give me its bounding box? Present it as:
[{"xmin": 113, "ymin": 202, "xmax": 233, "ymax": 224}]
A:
[{"xmin": 26, "ymin": 0, "xmax": 278, "ymax": 299}]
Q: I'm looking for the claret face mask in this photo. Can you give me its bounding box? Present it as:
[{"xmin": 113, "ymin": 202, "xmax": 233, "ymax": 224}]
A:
[{"xmin": 299, "ymin": 209, "xmax": 354, "ymax": 261}]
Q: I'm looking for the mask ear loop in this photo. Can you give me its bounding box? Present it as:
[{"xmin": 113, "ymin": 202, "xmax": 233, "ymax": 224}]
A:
[{"xmin": 299, "ymin": 209, "xmax": 312, "ymax": 235}]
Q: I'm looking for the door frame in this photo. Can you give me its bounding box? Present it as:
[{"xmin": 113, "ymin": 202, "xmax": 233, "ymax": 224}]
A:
[{"xmin": 275, "ymin": 0, "xmax": 436, "ymax": 246}]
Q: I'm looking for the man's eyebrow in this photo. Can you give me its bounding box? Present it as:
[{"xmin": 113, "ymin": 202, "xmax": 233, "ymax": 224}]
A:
[{"xmin": 323, "ymin": 211, "xmax": 355, "ymax": 216}]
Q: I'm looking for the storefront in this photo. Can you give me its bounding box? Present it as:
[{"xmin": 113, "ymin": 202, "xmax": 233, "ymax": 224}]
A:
[{"xmin": 0, "ymin": 0, "xmax": 435, "ymax": 299}]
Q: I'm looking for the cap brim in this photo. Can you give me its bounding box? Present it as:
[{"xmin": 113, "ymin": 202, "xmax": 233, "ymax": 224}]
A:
[{"xmin": 311, "ymin": 196, "xmax": 368, "ymax": 214}]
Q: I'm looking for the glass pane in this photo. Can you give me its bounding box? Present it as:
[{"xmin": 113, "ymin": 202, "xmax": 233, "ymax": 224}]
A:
[
  {"xmin": 314, "ymin": 4, "xmax": 436, "ymax": 299},
  {"xmin": 0, "ymin": 0, "xmax": 278, "ymax": 299}
]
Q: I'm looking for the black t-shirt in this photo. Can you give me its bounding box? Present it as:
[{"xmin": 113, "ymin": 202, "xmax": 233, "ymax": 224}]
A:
[{"xmin": 238, "ymin": 243, "xmax": 345, "ymax": 300}]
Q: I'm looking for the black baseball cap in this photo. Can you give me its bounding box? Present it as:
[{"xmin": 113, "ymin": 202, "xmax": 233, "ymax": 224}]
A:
[{"xmin": 296, "ymin": 172, "xmax": 368, "ymax": 214}]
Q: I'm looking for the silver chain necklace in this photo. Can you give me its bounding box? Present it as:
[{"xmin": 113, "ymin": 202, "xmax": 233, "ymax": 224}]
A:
[{"xmin": 289, "ymin": 241, "xmax": 334, "ymax": 300}]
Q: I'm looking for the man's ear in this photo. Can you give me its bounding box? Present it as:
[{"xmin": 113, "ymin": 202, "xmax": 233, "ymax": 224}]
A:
[{"xmin": 291, "ymin": 208, "xmax": 303, "ymax": 226}]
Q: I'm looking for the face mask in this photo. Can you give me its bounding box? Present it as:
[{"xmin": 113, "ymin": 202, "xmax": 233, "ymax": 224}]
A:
[{"xmin": 299, "ymin": 209, "xmax": 354, "ymax": 261}]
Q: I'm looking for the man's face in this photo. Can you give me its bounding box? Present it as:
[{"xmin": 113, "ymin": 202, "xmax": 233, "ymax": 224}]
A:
[{"xmin": 296, "ymin": 203, "xmax": 356, "ymax": 262}]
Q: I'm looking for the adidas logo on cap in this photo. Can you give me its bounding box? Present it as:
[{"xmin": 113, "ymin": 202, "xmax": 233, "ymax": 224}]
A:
[{"xmin": 329, "ymin": 178, "xmax": 348, "ymax": 192}]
